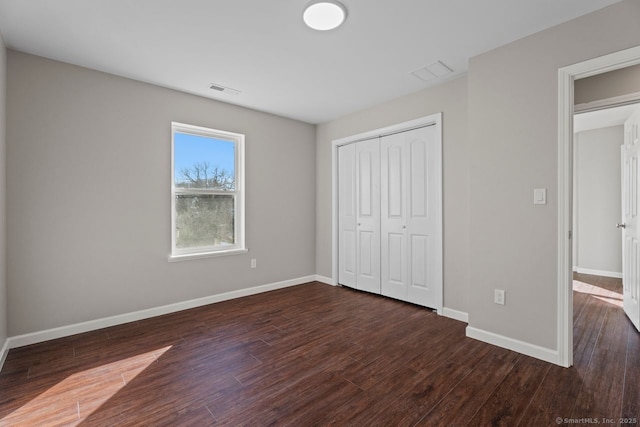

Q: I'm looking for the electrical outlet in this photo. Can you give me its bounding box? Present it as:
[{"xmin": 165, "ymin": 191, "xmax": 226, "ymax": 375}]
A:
[
  {"xmin": 494, "ymin": 289, "xmax": 505, "ymax": 305},
  {"xmin": 251, "ymin": 259, "xmax": 257, "ymax": 269}
]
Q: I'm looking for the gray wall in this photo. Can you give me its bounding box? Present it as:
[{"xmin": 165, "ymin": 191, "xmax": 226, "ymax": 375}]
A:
[
  {"xmin": 5, "ymin": 0, "xmax": 640, "ymax": 359},
  {"xmin": 316, "ymin": 76, "xmax": 469, "ymax": 314},
  {"xmin": 467, "ymin": 0, "xmax": 640, "ymax": 349},
  {"xmin": 573, "ymin": 126, "xmax": 623, "ymax": 275},
  {"xmin": 7, "ymin": 51, "xmax": 316, "ymax": 336},
  {"xmin": 575, "ymin": 63, "xmax": 640, "ymax": 105},
  {"xmin": 0, "ymin": 33, "xmax": 6, "ymax": 349}
]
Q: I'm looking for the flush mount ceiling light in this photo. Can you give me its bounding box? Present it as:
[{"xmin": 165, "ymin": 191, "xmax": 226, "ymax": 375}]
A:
[{"xmin": 303, "ymin": 0, "xmax": 347, "ymax": 31}]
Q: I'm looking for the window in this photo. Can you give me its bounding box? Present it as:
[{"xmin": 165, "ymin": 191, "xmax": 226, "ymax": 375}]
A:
[{"xmin": 170, "ymin": 122, "xmax": 246, "ymax": 260}]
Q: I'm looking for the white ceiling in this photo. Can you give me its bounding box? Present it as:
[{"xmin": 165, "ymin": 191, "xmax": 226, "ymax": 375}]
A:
[{"xmin": 0, "ymin": 0, "xmax": 623, "ymax": 124}]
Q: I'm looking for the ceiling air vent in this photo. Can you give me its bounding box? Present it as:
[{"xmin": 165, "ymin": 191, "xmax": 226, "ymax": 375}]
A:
[
  {"xmin": 209, "ymin": 83, "xmax": 241, "ymax": 95},
  {"xmin": 410, "ymin": 61, "xmax": 453, "ymax": 83}
]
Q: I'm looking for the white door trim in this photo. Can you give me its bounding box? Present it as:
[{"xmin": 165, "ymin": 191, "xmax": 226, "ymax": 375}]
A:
[
  {"xmin": 574, "ymin": 91, "xmax": 640, "ymax": 114},
  {"xmin": 558, "ymin": 45, "xmax": 640, "ymax": 368},
  {"xmin": 332, "ymin": 113, "xmax": 443, "ymax": 313}
]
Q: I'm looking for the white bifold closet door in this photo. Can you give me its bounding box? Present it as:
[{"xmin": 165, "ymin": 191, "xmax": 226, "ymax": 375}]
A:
[
  {"xmin": 338, "ymin": 124, "xmax": 441, "ymax": 309},
  {"xmin": 380, "ymin": 126, "xmax": 441, "ymax": 309},
  {"xmin": 338, "ymin": 138, "xmax": 381, "ymax": 294}
]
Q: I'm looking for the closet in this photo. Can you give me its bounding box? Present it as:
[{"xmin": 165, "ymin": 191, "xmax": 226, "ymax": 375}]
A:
[{"xmin": 337, "ymin": 122, "xmax": 442, "ymax": 310}]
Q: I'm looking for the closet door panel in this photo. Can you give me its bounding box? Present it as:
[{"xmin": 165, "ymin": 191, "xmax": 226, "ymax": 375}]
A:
[
  {"xmin": 358, "ymin": 151, "xmax": 373, "ymax": 216},
  {"xmin": 338, "ymin": 143, "xmax": 357, "ymax": 287},
  {"xmin": 388, "ymin": 146, "xmax": 404, "ymax": 218},
  {"xmin": 384, "ymin": 232, "xmax": 407, "ymax": 301},
  {"xmin": 381, "ymin": 134, "xmax": 409, "ymax": 300},
  {"xmin": 410, "ymin": 234, "xmax": 428, "ymax": 289},
  {"xmin": 355, "ymin": 138, "xmax": 381, "ymax": 294},
  {"xmin": 388, "ymin": 233, "xmax": 405, "ymax": 283},
  {"xmin": 359, "ymin": 231, "xmax": 375, "ymax": 277},
  {"xmin": 406, "ymin": 126, "xmax": 440, "ymax": 307},
  {"xmin": 409, "ymin": 140, "xmax": 428, "ymax": 218}
]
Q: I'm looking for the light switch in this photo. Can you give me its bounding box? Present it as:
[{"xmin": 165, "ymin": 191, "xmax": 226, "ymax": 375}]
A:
[{"xmin": 534, "ymin": 188, "xmax": 546, "ymax": 205}]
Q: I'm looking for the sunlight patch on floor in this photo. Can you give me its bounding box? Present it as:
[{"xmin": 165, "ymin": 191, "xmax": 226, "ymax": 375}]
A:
[
  {"xmin": 1, "ymin": 345, "xmax": 172, "ymax": 426},
  {"xmin": 573, "ymin": 279, "xmax": 623, "ymax": 307}
]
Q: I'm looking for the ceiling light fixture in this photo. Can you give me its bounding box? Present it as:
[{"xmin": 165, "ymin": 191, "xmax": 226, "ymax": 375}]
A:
[{"xmin": 303, "ymin": 0, "xmax": 347, "ymax": 31}]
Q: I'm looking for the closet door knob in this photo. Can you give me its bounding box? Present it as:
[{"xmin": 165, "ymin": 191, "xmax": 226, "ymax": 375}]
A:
[{"xmin": 616, "ymin": 223, "xmax": 626, "ymax": 229}]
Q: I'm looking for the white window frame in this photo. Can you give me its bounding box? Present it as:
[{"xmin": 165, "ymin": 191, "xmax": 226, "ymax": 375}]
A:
[{"xmin": 169, "ymin": 122, "xmax": 246, "ymax": 261}]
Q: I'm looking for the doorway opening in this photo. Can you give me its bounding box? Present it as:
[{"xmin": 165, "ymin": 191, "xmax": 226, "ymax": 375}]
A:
[
  {"xmin": 573, "ymin": 103, "xmax": 637, "ymax": 280},
  {"xmin": 558, "ymin": 45, "xmax": 640, "ymax": 367},
  {"xmin": 572, "ymin": 102, "xmax": 639, "ymax": 369}
]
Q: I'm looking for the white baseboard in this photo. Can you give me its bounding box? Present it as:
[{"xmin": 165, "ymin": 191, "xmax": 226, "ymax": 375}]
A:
[
  {"xmin": 7, "ymin": 275, "xmax": 316, "ymax": 350},
  {"xmin": 315, "ymin": 275, "xmax": 336, "ymax": 286},
  {"xmin": 0, "ymin": 338, "xmax": 8, "ymax": 372},
  {"xmin": 442, "ymin": 308, "xmax": 469, "ymax": 323},
  {"xmin": 466, "ymin": 326, "xmax": 560, "ymax": 366},
  {"xmin": 573, "ymin": 267, "xmax": 622, "ymax": 279}
]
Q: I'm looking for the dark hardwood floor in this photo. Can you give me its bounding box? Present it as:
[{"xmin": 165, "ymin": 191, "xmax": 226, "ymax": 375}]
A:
[{"xmin": 0, "ymin": 274, "xmax": 638, "ymax": 426}]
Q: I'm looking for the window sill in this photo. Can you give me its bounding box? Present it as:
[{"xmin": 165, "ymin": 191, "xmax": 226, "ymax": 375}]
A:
[{"xmin": 168, "ymin": 248, "xmax": 248, "ymax": 262}]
